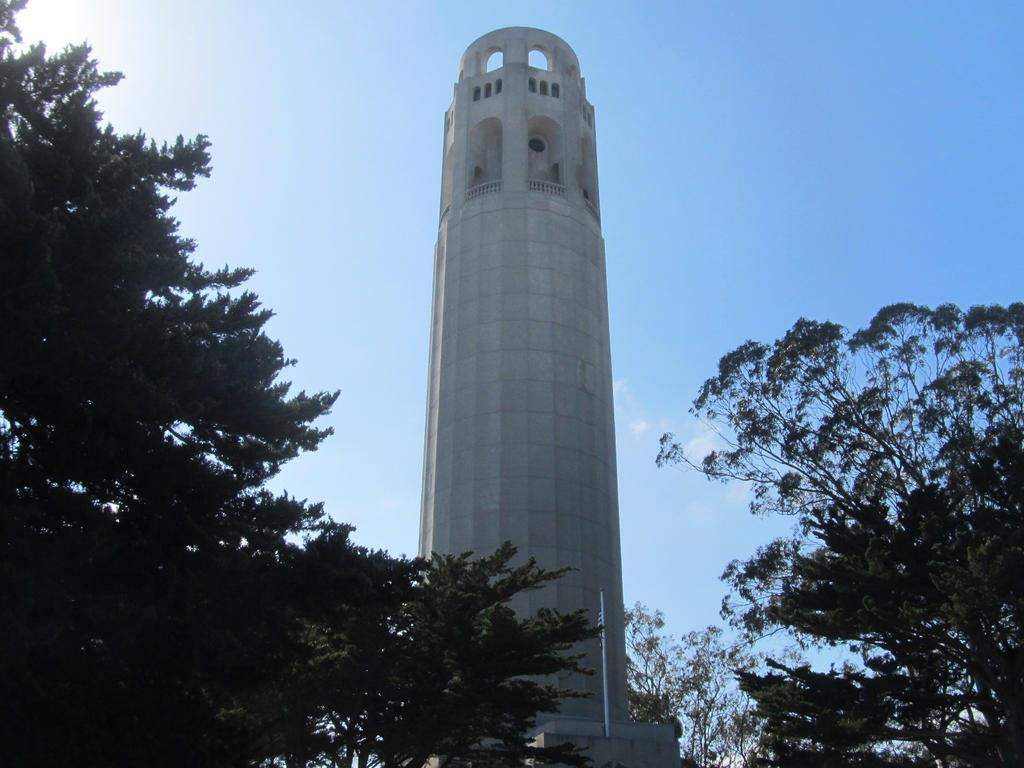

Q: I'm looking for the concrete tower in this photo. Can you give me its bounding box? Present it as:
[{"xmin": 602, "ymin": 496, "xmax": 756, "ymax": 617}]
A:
[{"xmin": 420, "ymin": 28, "xmax": 676, "ymax": 766}]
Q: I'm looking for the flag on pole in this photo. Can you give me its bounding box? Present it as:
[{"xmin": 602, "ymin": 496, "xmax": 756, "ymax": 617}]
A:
[{"xmin": 600, "ymin": 590, "xmax": 611, "ymax": 738}]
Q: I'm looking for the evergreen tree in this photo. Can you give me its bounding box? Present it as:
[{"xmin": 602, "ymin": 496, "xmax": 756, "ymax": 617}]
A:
[
  {"xmin": 1, "ymin": 4, "xmax": 336, "ymax": 763},
  {"xmin": 393, "ymin": 544, "xmax": 595, "ymax": 768},
  {"xmin": 658, "ymin": 303, "xmax": 1024, "ymax": 766},
  {"xmin": 263, "ymin": 540, "xmax": 595, "ymax": 768}
]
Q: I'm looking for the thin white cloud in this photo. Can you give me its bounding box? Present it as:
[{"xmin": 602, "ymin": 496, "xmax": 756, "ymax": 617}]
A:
[
  {"xmin": 683, "ymin": 498, "xmax": 719, "ymax": 519},
  {"xmin": 629, "ymin": 419, "xmax": 650, "ymax": 438},
  {"xmin": 614, "ymin": 379, "xmax": 660, "ymax": 442},
  {"xmin": 683, "ymin": 423, "xmax": 725, "ymax": 461}
]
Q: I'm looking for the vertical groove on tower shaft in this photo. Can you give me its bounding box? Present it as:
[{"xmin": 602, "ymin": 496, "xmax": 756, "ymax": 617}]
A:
[{"xmin": 419, "ymin": 27, "xmax": 626, "ymax": 725}]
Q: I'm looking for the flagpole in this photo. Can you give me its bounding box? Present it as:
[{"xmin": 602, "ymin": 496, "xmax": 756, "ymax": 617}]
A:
[{"xmin": 600, "ymin": 590, "xmax": 611, "ymax": 738}]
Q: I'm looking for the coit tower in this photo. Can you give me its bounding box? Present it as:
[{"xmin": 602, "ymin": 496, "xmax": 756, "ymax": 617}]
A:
[{"xmin": 419, "ymin": 29, "xmax": 675, "ymax": 761}]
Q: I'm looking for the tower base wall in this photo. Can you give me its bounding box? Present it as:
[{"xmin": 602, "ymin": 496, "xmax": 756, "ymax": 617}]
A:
[{"xmin": 532, "ymin": 717, "xmax": 679, "ymax": 768}]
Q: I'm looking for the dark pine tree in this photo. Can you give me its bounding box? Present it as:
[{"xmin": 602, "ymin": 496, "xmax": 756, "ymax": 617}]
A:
[
  {"xmin": 0, "ymin": 4, "xmax": 337, "ymax": 764},
  {"xmin": 262, "ymin": 540, "xmax": 596, "ymax": 768}
]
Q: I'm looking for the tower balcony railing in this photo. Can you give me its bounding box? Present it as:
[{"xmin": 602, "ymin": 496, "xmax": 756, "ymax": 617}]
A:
[
  {"xmin": 584, "ymin": 197, "xmax": 600, "ymax": 221},
  {"xmin": 465, "ymin": 180, "xmax": 502, "ymax": 201},
  {"xmin": 528, "ymin": 179, "xmax": 566, "ymax": 197}
]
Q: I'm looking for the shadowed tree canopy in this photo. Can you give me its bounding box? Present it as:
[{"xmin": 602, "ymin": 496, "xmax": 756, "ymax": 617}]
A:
[
  {"xmin": 263, "ymin": 540, "xmax": 596, "ymax": 768},
  {"xmin": 0, "ymin": 2, "xmax": 338, "ymax": 763},
  {"xmin": 658, "ymin": 303, "xmax": 1024, "ymax": 767}
]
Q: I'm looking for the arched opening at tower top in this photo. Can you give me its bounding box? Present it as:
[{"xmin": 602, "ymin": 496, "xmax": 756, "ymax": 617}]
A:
[
  {"xmin": 527, "ymin": 115, "xmax": 563, "ymax": 185},
  {"xmin": 485, "ymin": 50, "xmax": 503, "ymax": 72},
  {"xmin": 468, "ymin": 117, "xmax": 503, "ymax": 187},
  {"xmin": 528, "ymin": 48, "xmax": 549, "ymax": 70}
]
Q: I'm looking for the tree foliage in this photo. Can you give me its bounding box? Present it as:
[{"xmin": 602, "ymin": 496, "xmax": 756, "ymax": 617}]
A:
[
  {"xmin": 2, "ymin": 4, "xmax": 336, "ymax": 762},
  {"xmin": 625, "ymin": 604, "xmax": 765, "ymax": 768},
  {"xmin": 658, "ymin": 303, "xmax": 1024, "ymax": 766},
  {"xmin": 262, "ymin": 540, "xmax": 596, "ymax": 768},
  {"xmin": 1, "ymin": 6, "xmax": 596, "ymax": 766},
  {"xmin": 625, "ymin": 603, "xmax": 688, "ymax": 731}
]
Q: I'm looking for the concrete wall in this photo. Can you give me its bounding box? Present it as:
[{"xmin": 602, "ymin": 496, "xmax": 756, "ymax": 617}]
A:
[{"xmin": 420, "ymin": 27, "xmax": 625, "ymax": 725}]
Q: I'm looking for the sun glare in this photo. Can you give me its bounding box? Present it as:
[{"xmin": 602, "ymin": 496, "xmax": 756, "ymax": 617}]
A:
[{"xmin": 17, "ymin": 0, "xmax": 108, "ymax": 51}]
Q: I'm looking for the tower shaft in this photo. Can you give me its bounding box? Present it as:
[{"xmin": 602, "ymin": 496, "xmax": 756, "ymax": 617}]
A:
[
  {"xmin": 420, "ymin": 35, "xmax": 675, "ymax": 765},
  {"xmin": 421, "ymin": 27, "xmax": 623, "ymax": 722}
]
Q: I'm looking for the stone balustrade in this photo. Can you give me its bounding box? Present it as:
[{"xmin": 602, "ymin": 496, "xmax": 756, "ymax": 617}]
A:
[
  {"xmin": 528, "ymin": 179, "xmax": 566, "ymax": 196},
  {"xmin": 465, "ymin": 180, "xmax": 502, "ymax": 200}
]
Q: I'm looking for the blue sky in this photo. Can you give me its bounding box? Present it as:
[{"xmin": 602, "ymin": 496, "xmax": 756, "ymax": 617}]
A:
[{"xmin": 19, "ymin": 1, "xmax": 1024, "ymax": 642}]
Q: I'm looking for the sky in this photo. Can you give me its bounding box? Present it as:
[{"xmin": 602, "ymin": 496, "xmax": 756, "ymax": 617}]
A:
[{"xmin": 17, "ymin": 0, "xmax": 1024, "ymax": 644}]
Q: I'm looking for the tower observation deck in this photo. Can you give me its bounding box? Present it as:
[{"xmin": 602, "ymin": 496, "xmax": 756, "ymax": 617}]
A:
[{"xmin": 419, "ymin": 28, "xmax": 677, "ymax": 766}]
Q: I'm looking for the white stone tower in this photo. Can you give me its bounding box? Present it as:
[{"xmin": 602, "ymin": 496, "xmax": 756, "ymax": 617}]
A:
[{"xmin": 420, "ymin": 28, "xmax": 676, "ymax": 766}]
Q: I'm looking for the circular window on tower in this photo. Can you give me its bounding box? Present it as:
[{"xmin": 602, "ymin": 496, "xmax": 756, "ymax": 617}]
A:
[{"xmin": 528, "ymin": 138, "xmax": 546, "ymax": 153}]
